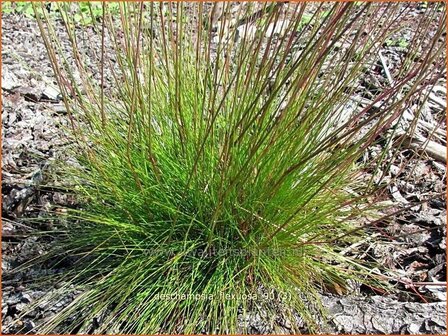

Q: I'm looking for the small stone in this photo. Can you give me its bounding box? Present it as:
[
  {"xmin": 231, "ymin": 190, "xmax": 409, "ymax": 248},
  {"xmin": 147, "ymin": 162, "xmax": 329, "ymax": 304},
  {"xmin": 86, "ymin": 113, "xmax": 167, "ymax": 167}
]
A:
[
  {"xmin": 15, "ymin": 285, "xmax": 25, "ymax": 292},
  {"xmin": 15, "ymin": 303, "xmax": 27, "ymax": 312},
  {"xmin": 42, "ymin": 85, "xmax": 61, "ymax": 101},
  {"xmin": 333, "ymin": 315, "xmax": 353, "ymax": 332},
  {"xmin": 372, "ymin": 316, "xmax": 390, "ymax": 334},
  {"xmin": 2, "ymin": 71, "xmax": 20, "ymax": 91},
  {"xmin": 6, "ymin": 296, "xmax": 20, "ymax": 306},
  {"xmin": 2, "ymin": 221, "xmax": 15, "ymax": 236},
  {"xmin": 398, "ymin": 180, "xmax": 415, "ymax": 193},
  {"xmin": 408, "ymin": 323, "xmax": 421, "ymax": 333},
  {"xmin": 390, "ymin": 164, "xmax": 400, "ymax": 176},
  {"xmin": 20, "ymin": 293, "xmax": 32, "ymax": 304},
  {"xmin": 23, "ymin": 320, "xmax": 36, "ymax": 332},
  {"xmin": 52, "ymin": 104, "xmax": 67, "ymax": 114},
  {"xmin": 2, "ymin": 260, "xmax": 11, "ymax": 272}
]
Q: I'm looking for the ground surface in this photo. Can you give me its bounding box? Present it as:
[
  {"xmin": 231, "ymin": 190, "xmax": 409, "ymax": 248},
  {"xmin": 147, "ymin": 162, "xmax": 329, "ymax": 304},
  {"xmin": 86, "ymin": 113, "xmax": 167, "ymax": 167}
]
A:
[{"xmin": 1, "ymin": 4, "xmax": 447, "ymax": 334}]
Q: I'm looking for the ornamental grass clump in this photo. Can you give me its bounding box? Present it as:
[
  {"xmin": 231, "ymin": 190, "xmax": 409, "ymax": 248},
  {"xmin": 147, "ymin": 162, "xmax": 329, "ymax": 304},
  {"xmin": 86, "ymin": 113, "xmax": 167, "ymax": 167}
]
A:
[{"xmin": 26, "ymin": 1, "xmax": 445, "ymax": 333}]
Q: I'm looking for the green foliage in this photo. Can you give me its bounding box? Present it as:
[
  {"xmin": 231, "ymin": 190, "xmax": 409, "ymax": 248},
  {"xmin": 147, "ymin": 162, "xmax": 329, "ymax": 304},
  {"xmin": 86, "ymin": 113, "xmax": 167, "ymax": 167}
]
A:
[
  {"xmin": 65, "ymin": 2, "xmax": 120, "ymax": 25},
  {"xmin": 27, "ymin": 2, "xmax": 446, "ymax": 334},
  {"xmin": 385, "ymin": 37, "xmax": 409, "ymax": 49},
  {"xmin": 2, "ymin": 2, "xmax": 37, "ymax": 17},
  {"xmin": 2, "ymin": 1, "xmax": 119, "ymax": 25}
]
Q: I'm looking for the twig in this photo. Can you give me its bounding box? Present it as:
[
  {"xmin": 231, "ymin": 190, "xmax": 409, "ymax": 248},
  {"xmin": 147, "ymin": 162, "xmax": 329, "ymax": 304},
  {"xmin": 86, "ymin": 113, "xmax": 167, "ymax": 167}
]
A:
[
  {"xmin": 407, "ymin": 136, "xmax": 446, "ymax": 163},
  {"xmin": 379, "ymin": 50, "xmax": 394, "ymax": 86}
]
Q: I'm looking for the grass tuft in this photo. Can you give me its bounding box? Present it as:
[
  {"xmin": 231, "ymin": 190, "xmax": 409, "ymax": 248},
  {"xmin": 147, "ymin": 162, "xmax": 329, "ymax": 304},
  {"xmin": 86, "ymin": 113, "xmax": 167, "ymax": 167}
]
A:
[{"xmin": 20, "ymin": 1, "xmax": 446, "ymax": 333}]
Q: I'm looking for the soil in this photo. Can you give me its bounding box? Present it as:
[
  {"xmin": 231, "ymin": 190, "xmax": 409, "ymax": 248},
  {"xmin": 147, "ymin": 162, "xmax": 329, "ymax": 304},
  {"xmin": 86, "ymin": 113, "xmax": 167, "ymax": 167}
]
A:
[{"xmin": 1, "ymin": 3, "xmax": 446, "ymax": 335}]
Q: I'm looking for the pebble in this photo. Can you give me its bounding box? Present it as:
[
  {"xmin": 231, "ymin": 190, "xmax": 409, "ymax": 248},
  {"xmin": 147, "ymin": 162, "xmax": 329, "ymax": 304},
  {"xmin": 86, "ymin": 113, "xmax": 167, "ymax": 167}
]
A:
[
  {"xmin": 6, "ymin": 296, "xmax": 20, "ymax": 306},
  {"xmin": 389, "ymin": 164, "xmax": 400, "ymax": 176},
  {"xmin": 2, "ymin": 71, "xmax": 21, "ymax": 91},
  {"xmin": 23, "ymin": 320, "xmax": 36, "ymax": 332},
  {"xmin": 20, "ymin": 293, "xmax": 32, "ymax": 304},
  {"xmin": 42, "ymin": 85, "xmax": 61, "ymax": 102},
  {"xmin": 15, "ymin": 285, "xmax": 25, "ymax": 292},
  {"xmin": 52, "ymin": 104, "xmax": 67, "ymax": 114},
  {"xmin": 408, "ymin": 323, "xmax": 421, "ymax": 333},
  {"xmin": 15, "ymin": 302, "xmax": 27, "ymax": 313}
]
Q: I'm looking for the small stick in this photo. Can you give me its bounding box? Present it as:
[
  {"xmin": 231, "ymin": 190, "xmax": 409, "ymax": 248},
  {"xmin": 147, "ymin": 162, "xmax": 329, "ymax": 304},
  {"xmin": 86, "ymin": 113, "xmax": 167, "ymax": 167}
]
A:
[{"xmin": 379, "ymin": 50, "xmax": 394, "ymax": 86}]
